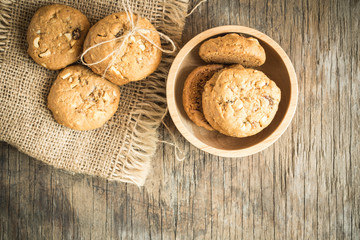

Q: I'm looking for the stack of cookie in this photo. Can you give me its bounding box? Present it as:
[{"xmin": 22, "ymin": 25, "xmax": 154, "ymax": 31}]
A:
[
  {"xmin": 183, "ymin": 33, "xmax": 281, "ymax": 138},
  {"xmin": 27, "ymin": 4, "xmax": 162, "ymax": 130}
]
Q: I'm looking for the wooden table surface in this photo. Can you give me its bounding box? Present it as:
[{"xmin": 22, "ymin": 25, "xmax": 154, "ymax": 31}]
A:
[{"xmin": 1, "ymin": 0, "xmax": 359, "ymax": 239}]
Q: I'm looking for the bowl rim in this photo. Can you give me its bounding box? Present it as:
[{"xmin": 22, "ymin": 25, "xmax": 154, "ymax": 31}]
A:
[{"xmin": 166, "ymin": 25, "xmax": 298, "ymax": 158}]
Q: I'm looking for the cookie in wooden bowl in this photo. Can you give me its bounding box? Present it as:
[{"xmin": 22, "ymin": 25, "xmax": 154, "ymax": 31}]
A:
[
  {"xmin": 199, "ymin": 33, "xmax": 266, "ymax": 67},
  {"xmin": 182, "ymin": 64, "xmax": 224, "ymax": 131},
  {"xmin": 182, "ymin": 64, "xmax": 246, "ymax": 131},
  {"xmin": 202, "ymin": 67, "xmax": 281, "ymax": 138}
]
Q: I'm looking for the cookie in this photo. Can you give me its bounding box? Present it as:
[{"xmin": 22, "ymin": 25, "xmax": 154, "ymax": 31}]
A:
[
  {"xmin": 182, "ymin": 64, "xmax": 224, "ymax": 131},
  {"xmin": 199, "ymin": 33, "xmax": 266, "ymax": 67},
  {"xmin": 27, "ymin": 4, "xmax": 90, "ymax": 70},
  {"xmin": 83, "ymin": 12, "xmax": 162, "ymax": 86},
  {"xmin": 227, "ymin": 64, "xmax": 245, "ymax": 70},
  {"xmin": 202, "ymin": 68, "xmax": 281, "ymax": 138},
  {"xmin": 182, "ymin": 64, "xmax": 245, "ymax": 131},
  {"xmin": 47, "ymin": 65, "xmax": 121, "ymax": 131}
]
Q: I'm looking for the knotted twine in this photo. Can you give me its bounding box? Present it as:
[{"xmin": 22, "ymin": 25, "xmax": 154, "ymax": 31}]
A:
[
  {"xmin": 80, "ymin": 0, "xmax": 189, "ymax": 161},
  {"xmin": 80, "ymin": 0, "xmax": 176, "ymax": 77},
  {"xmin": 79, "ymin": 0, "xmax": 208, "ymax": 162}
]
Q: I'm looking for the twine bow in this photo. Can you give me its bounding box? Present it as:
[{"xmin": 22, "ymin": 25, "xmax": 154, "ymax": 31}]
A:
[
  {"xmin": 79, "ymin": 0, "xmax": 208, "ymax": 162},
  {"xmin": 80, "ymin": 0, "xmax": 176, "ymax": 77}
]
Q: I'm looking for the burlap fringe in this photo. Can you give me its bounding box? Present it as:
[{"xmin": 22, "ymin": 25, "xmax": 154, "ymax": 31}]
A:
[
  {"xmin": 0, "ymin": 0, "xmax": 12, "ymax": 64},
  {"xmin": 114, "ymin": 0, "xmax": 189, "ymax": 186},
  {"xmin": 111, "ymin": 79, "xmax": 167, "ymax": 186},
  {"xmin": 157, "ymin": 0, "xmax": 189, "ymax": 44}
]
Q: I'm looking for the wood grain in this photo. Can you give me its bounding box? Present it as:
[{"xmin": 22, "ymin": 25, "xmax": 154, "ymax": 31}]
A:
[{"xmin": 1, "ymin": 0, "xmax": 359, "ymax": 239}]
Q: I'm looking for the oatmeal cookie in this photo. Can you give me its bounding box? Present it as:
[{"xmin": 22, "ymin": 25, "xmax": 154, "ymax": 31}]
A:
[
  {"xmin": 47, "ymin": 65, "xmax": 121, "ymax": 130},
  {"xmin": 83, "ymin": 12, "xmax": 162, "ymax": 85},
  {"xmin": 202, "ymin": 68, "xmax": 281, "ymax": 137},
  {"xmin": 199, "ymin": 33, "xmax": 266, "ymax": 67},
  {"xmin": 27, "ymin": 4, "xmax": 90, "ymax": 70},
  {"xmin": 182, "ymin": 64, "xmax": 224, "ymax": 131}
]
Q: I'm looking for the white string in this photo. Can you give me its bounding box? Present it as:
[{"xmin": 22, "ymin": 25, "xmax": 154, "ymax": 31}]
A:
[
  {"xmin": 80, "ymin": 0, "xmax": 177, "ymax": 77},
  {"xmin": 186, "ymin": 0, "xmax": 207, "ymax": 17},
  {"xmin": 80, "ymin": 0, "xmax": 185, "ymax": 161},
  {"xmin": 123, "ymin": 0, "xmax": 134, "ymax": 30},
  {"xmin": 159, "ymin": 108, "xmax": 186, "ymax": 161}
]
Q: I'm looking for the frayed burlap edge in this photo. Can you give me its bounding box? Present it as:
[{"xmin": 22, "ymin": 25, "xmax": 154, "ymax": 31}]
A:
[
  {"xmin": 0, "ymin": 0, "xmax": 189, "ymax": 186},
  {"xmin": 0, "ymin": 0, "xmax": 12, "ymax": 64},
  {"xmin": 112, "ymin": 0, "xmax": 189, "ymax": 186}
]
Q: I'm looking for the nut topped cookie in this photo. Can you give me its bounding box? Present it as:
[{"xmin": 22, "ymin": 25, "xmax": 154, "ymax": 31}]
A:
[
  {"xmin": 27, "ymin": 4, "xmax": 90, "ymax": 70},
  {"xmin": 83, "ymin": 12, "xmax": 162, "ymax": 86},
  {"xmin": 182, "ymin": 64, "xmax": 245, "ymax": 131},
  {"xmin": 48, "ymin": 65, "xmax": 121, "ymax": 131},
  {"xmin": 202, "ymin": 68, "xmax": 281, "ymax": 138},
  {"xmin": 199, "ymin": 33, "xmax": 266, "ymax": 67}
]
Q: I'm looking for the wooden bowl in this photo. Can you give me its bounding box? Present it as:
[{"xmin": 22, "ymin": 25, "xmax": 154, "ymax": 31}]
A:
[{"xmin": 167, "ymin": 26, "xmax": 298, "ymax": 157}]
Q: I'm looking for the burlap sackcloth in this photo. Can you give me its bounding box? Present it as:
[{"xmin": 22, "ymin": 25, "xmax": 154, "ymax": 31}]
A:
[{"xmin": 0, "ymin": 0, "xmax": 189, "ymax": 186}]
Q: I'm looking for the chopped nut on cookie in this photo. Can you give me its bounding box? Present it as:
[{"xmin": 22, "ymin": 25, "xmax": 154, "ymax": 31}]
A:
[
  {"xmin": 47, "ymin": 65, "xmax": 121, "ymax": 131},
  {"xmin": 202, "ymin": 67, "xmax": 281, "ymax": 137}
]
